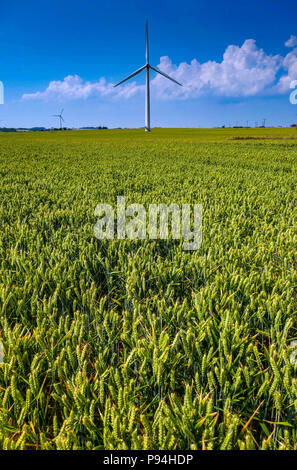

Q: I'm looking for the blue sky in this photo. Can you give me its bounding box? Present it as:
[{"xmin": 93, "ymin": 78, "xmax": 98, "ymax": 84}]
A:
[{"xmin": 1, "ymin": 0, "xmax": 297, "ymax": 128}]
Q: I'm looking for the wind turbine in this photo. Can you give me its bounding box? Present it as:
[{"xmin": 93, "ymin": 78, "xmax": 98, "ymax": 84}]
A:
[
  {"xmin": 53, "ymin": 109, "xmax": 65, "ymax": 130},
  {"xmin": 114, "ymin": 21, "xmax": 182, "ymax": 132}
]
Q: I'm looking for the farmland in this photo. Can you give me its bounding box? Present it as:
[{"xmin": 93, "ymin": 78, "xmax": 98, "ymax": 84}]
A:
[{"xmin": 0, "ymin": 127, "xmax": 296, "ymax": 450}]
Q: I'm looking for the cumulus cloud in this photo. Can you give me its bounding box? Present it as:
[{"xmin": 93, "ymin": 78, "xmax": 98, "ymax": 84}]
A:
[
  {"xmin": 22, "ymin": 74, "xmax": 143, "ymax": 101},
  {"xmin": 275, "ymin": 48, "xmax": 297, "ymax": 92},
  {"xmin": 285, "ymin": 35, "xmax": 297, "ymax": 47},
  {"xmin": 151, "ymin": 40, "xmax": 282, "ymax": 99},
  {"xmin": 22, "ymin": 38, "xmax": 297, "ymax": 102}
]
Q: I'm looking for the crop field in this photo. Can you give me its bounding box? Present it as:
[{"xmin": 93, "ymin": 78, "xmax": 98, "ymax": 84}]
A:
[{"xmin": 0, "ymin": 127, "xmax": 296, "ymax": 450}]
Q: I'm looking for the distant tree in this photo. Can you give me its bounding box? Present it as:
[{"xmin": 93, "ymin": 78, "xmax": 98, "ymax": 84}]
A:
[{"xmin": 0, "ymin": 127, "xmax": 17, "ymax": 132}]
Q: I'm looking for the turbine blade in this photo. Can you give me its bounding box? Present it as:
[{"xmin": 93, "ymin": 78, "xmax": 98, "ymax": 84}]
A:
[
  {"xmin": 149, "ymin": 65, "xmax": 182, "ymax": 86},
  {"xmin": 113, "ymin": 65, "xmax": 146, "ymax": 87},
  {"xmin": 61, "ymin": 109, "xmax": 64, "ymax": 115},
  {"xmin": 145, "ymin": 20, "xmax": 149, "ymax": 64}
]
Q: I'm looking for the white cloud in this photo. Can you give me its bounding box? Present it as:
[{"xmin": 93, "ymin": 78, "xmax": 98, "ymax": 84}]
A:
[
  {"xmin": 22, "ymin": 38, "xmax": 297, "ymax": 102},
  {"xmin": 22, "ymin": 74, "xmax": 143, "ymax": 101},
  {"xmin": 285, "ymin": 35, "xmax": 297, "ymax": 47},
  {"xmin": 151, "ymin": 40, "xmax": 282, "ymax": 99},
  {"xmin": 275, "ymin": 48, "xmax": 297, "ymax": 92}
]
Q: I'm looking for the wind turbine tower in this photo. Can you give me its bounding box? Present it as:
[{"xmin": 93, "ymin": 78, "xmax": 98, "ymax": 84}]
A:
[{"xmin": 114, "ymin": 21, "xmax": 182, "ymax": 131}]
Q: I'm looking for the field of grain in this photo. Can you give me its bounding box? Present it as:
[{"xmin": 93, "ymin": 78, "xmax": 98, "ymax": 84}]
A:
[{"xmin": 0, "ymin": 128, "xmax": 296, "ymax": 450}]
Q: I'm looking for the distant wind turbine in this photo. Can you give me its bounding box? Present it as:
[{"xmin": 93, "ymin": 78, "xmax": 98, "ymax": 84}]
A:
[
  {"xmin": 53, "ymin": 109, "xmax": 65, "ymax": 130},
  {"xmin": 114, "ymin": 21, "xmax": 182, "ymax": 132}
]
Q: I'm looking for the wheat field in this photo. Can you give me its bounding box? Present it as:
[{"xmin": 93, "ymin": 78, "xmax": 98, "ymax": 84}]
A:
[{"xmin": 0, "ymin": 128, "xmax": 296, "ymax": 449}]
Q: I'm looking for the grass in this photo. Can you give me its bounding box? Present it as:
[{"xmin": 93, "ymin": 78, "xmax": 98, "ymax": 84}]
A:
[{"xmin": 0, "ymin": 128, "xmax": 296, "ymax": 450}]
